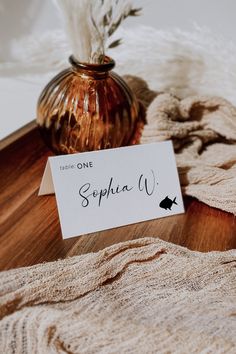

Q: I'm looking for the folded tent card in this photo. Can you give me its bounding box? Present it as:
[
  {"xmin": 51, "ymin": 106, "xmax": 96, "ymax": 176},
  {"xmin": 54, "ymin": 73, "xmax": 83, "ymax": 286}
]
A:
[{"xmin": 39, "ymin": 141, "xmax": 185, "ymax": 239}]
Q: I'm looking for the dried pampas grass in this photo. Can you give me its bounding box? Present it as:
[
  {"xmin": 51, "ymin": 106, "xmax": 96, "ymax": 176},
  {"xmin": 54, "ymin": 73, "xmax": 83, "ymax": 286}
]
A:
[
  {"xmin": 55, "ymin": 0, "xmax": 140, "ymax": 63},
  {"xmin": 2, "ymin": 25, "xmax": 236, "ymax": 107}
]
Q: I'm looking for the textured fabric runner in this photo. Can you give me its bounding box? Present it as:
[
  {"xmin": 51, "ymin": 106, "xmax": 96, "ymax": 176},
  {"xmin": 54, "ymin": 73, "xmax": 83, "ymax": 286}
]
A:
[
  {"xmin": 124, "ymin": 76, "xmax": 236, "ymax": 215},
  {"xmin": 0, "ymin": 237, "xmax": 236, "ymax": 353}
]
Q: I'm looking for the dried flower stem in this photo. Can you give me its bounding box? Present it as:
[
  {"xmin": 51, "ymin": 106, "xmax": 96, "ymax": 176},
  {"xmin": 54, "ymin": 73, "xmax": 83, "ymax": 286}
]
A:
[{"xmin": 55, "ymin": 0, "xmax": 141, "ymax": 63}]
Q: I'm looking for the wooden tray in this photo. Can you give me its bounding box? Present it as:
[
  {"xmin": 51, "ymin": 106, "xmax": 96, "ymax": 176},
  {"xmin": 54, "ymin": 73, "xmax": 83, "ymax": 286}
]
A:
[{"xmin": 1, "ymin": 122, "xmax": 235, "ymax": 271}]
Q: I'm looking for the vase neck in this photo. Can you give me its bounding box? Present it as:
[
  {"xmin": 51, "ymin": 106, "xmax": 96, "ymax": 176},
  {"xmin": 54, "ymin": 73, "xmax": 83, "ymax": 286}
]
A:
[{"xmin": 69, "ymin": 55, "xmax": 115, "ymax": 78}]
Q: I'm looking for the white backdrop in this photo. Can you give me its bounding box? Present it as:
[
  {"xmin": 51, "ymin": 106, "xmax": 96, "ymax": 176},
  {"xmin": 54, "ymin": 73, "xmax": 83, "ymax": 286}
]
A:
[{"xmin": 1, "ymin": 0, "xmax": 236, "ymax": 139}]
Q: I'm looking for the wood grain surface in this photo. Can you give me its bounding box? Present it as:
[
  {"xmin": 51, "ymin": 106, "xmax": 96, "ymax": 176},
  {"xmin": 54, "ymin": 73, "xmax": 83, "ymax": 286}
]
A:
[{"xmin": 0, "ymin": 124, "xmax": 236, "ymax": 271}]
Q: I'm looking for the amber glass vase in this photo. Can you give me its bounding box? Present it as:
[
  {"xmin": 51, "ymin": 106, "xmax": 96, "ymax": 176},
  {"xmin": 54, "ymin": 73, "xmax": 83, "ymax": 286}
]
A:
[{"xmin": 36, "ymin": 56, "xmax": 144, "ymax": 154}]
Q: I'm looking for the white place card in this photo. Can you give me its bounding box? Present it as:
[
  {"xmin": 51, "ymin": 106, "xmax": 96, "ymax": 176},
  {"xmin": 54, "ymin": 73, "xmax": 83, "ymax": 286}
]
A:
[{"xmin": 39, "ymin": 141, "xmax": 184, "ymax": 239}]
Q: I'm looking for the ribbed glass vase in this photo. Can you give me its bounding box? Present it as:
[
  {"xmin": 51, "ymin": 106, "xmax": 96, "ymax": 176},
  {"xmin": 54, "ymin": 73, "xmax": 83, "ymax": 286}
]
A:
[{"xmin": 36, "ymin": 56, "xmax": 144, "ymax": 154}]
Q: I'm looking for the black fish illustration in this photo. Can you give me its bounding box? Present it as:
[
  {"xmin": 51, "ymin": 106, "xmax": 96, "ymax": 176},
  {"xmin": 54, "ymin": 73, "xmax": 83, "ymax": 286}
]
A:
[{"xmin": 159, "ymin": 196, "xmax": 177, "ymax": 210}]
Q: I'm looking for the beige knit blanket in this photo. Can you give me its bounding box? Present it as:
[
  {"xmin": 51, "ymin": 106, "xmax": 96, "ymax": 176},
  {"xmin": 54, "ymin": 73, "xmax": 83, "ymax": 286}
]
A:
[
  {"xmin": 124, "ymin": 76, "xmax": 236, "ymax": 215},
  {"xmin": 0, "ymin": 237, "xmax": 236, "ymax": 354}
]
